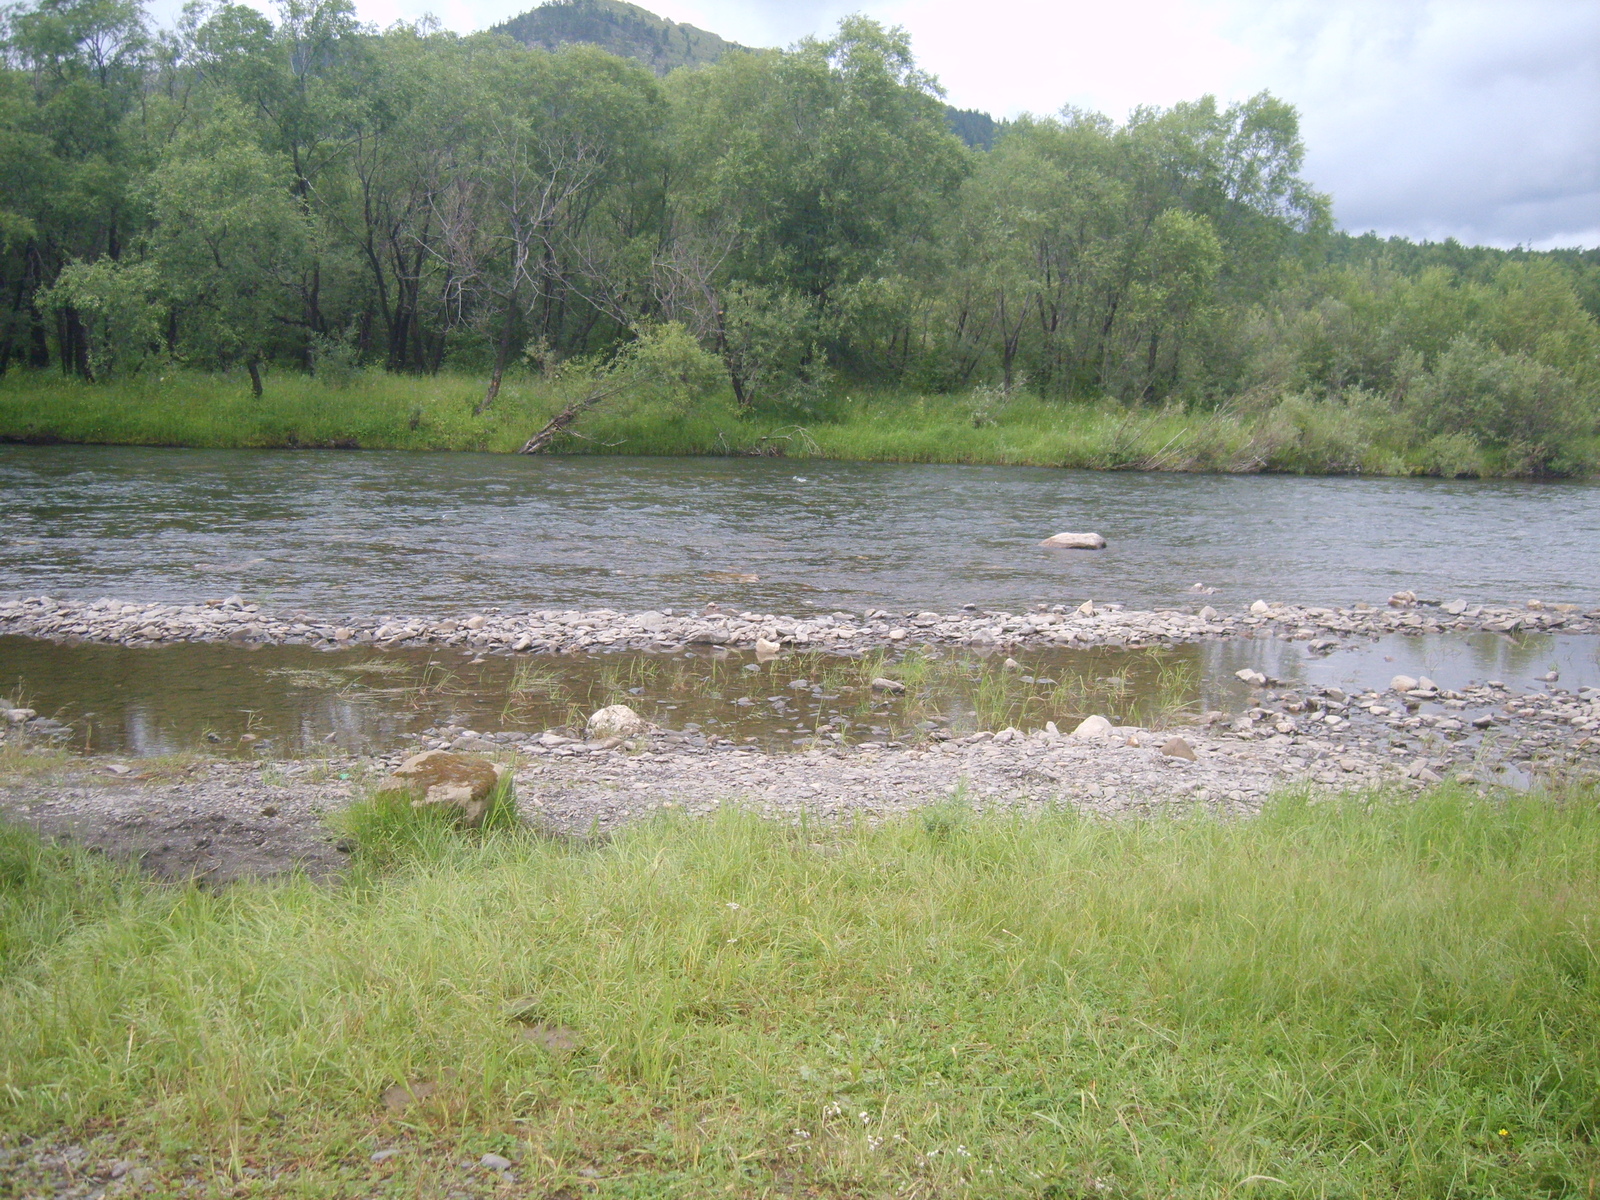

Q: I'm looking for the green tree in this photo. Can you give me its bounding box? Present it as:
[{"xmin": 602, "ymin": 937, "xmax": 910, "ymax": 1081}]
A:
[{"xmin": 147, "ymin": 102, "xmax": 309, "ymax": 393}]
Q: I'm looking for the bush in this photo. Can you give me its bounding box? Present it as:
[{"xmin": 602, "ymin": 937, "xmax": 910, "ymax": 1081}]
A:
[{"xmin": 1407, "ymin": 335, "xmax": 1594, "ymax": 475}]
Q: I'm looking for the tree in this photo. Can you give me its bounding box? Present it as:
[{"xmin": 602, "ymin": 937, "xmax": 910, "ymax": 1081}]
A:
[{"xmin": 147, "ymin": 101, "xmax": 309, "ymax": 393}]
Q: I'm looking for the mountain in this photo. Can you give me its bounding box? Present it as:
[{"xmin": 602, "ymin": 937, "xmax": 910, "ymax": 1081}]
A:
[
  {"xmin": 945, "ymin": 107, "xmax": 997, "ymax": 151},
  {"xmin": 491, "ymin": 0, "xmax": 745, "ymax": 75},
  {"xmin": 492, "ymin": 0, "xmax": 1000, "ymax": 149}
]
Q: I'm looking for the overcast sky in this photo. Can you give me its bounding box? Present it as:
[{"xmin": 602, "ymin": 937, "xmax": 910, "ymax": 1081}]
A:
[{"xmin": 161, "ymin": 0, "xmax": 1600, "ymax": 249}]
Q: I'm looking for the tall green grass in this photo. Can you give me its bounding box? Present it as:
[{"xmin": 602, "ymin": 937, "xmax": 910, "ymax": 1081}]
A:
[
  {"xmin": 4, "ymin": 368, "xmax": 1593, "ymax": 476},
  {"xmin": 3, "ymin": 788, "xmax": 1598, "ymax": 1195}
]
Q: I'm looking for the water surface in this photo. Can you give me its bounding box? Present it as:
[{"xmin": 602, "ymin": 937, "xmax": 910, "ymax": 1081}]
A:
[
  {"xmin": 4, "ymin": 446, "xmax": 1598, "ymax": 614},
  {"xmin": 5, "ymin": 631, "xmax": 1591, "ymax": 757}
]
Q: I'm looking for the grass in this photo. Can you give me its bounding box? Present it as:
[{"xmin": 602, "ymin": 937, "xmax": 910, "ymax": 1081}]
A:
[
  {"xmin": 3, "ymin": 368, "xmax": 1593, "ymax": 477},
  {"xmin": 3, "ymin": 785, "xmax": 1599, "ymax": 1196}
]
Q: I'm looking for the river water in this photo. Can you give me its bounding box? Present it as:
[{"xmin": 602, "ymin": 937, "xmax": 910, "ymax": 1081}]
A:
[{"xmin": 5, "ymin": 445, "xmax": 1600, "ymax": 614}]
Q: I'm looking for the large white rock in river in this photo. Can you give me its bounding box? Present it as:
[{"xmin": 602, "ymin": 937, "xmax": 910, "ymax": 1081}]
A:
[
  {"xmin": 586, "ymin": 704, "xmax": 648, "ymax": 739},
  {"xmin": 1040, "ymin": 531, "xmax": 1107, "ymax": 550}
]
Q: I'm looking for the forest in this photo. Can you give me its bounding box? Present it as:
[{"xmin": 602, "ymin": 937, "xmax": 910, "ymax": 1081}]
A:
[{"xmin": 2, "ymin": 0, "xmax": 1598, "ymax": 475}]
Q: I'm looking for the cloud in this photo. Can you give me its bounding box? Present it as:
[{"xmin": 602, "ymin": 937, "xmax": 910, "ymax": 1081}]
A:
[{"xmin": 1229, "ymin": 0, "xmax": 1600, "ymax": 246}]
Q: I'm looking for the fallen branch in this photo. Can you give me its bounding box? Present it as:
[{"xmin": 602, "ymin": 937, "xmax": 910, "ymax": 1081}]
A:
[{"xmin": 517, "ymin": 379, "xmax": 631, "ymax": 455}]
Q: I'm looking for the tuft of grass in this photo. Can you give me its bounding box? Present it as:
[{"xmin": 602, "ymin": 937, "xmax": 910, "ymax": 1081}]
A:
[
  {"xmin": 334, "ymin": 774, "xmax": 522, "ymax": 867},
  {"xmin": 1, "ymin": 786, "xmax": 1598, "ymax": 1194}
]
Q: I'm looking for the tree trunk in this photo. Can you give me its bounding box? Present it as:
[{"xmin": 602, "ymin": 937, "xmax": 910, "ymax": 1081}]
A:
[
  {"xmin": 247, "ymin": 357, "xmax": 264, "ymax": 398},
  {"xmin": 477, "ymin": 300, "xmax": 519, "ymax": 416}
]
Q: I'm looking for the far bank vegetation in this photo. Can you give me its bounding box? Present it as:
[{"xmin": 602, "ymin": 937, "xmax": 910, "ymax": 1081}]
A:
[{"xmin": 0, "ymin": 0, "xmax": 1597, "ymax": 476}]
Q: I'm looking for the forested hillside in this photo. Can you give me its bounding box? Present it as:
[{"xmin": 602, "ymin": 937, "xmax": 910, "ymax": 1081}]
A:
[
  {"xmin": 492, "ymin": 0, "xmax": 740, "ymax": 75},
  {"xmin": 1, "ymin": 0, "xmax": 1597, "ymax": 474}
]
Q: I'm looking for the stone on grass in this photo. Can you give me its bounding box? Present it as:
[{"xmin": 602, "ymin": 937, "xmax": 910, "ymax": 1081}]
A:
[
  {"xmin": 586, "ymin": 704, "xmax": 647, "ymax": 739},
  {"xmin": 384, "ymin": 750, "xmax": 507, "ymax": 828},
  {"xmin": 1072, "ymin": 714, "xmax": 1114, "ymax": 739},
  {"xmin": 870, "ymin": 677, "xmax": 907, "ymax": 694},
  {"xmin": 1040, "ymin": 531, "xmax": 1106, "ymax": 550}
]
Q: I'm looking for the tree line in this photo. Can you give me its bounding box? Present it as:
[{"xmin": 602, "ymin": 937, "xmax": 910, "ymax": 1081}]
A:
[{"xmin": 3, "ymin": 0, "xmax": 1597, "ymax": 470}]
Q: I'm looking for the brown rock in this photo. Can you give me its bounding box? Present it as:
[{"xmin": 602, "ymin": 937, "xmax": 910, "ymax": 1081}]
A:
[
  {"xmin": 1161, "ymin": 736, "xmax": 1197, "ymax": 761},
  {"xmin": 384, "ymin": 750, "xmax": 507, "ymax": 828}
]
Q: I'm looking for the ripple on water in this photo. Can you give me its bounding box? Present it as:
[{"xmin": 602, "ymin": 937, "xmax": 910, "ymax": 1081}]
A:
[{"xmin": 3, "ymin": 446, "xmax": 1599, "ymax": 612}]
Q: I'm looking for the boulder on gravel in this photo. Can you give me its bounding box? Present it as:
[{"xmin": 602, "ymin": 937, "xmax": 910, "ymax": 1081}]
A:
[
  {"xmin": 384, "ymin": 750, "xmax": 508, "ymax": 828},
  {"xmin": 586, "ymin": 704, "xmax": 648, "ymax": 739},
  {"xmin": 870, "ymin": 677, "xmax": 907, "ymax": 694},
  {"xmin": 1390, "ymin": 675, "xmax": 1419, "ymax": 693},
  {"xmin": 5, "ymin": 707, "xmax": 35, "ymax": 724},
  {"xmin": 1040, "ymin": 531, "xmax": 1106, "ymax": 549},
  {"xmin": 1072, "ymin": 714, "xmax": 1114, "ymax": 739},
  {"xmin": 1161, "ymin": 736, "xmax": 1197, "ymax": 761}
]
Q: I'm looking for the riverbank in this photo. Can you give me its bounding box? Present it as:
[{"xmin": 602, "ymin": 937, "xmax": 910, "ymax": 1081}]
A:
[
  {"xmin": 3, "ymin": 784, "xmax": 1598, "ymax": 1196},
  {"xmin": 3, "ymin": 370, "xmax": 1594, "ymax": 478}
]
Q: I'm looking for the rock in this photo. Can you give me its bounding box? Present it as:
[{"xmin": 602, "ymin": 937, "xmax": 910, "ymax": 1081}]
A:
[
  {"xmin": 1077, "ymin": 600, "xmax": 1095, "ymax": 616},
  {"xmin": 586, "ymin": 704, "xmax": 647, "ymax": 739},
  {"xmin": 1249, "ymin": 600, "xmax": 1270, "ymax": 615},
  {"xmin": 887, "ymin": 628, "xmax": 907, "ymax": 641},
  {"xmin": 1442, "ymin": 599, "xmax": 1468, "ymax": 615},
  {"xmin": 1389, "ymin": 675, "xmax": 1418, "ymax": 693},
  {"xmin": 384, "ymin": 750, "xmax": 507, "ymax": 828},
  {"xmin": 1388, "ymin": 590, "xmax": 1417, "ymax": 607},
  {"xmin": 754, "ymin": 636, "xmax": 782, "ymax": 660},
  {"xmin": 4, "ymin": 708, "xmax": 35, "ymax": 724},
  {"xmin": 870, "ymin": 677, "xmax": 907, "ymax": 694},
  {"xmin": 479, "ymin": 1154, "xmax": 513, "ymax": 1172},
  {"xmin": 371, "ymin": 1149, "xmax": 402, "ymax": 1164},
  {"xmin": 1235, "ymin": 668, "xmax": 1266, "ymax": 686},
  {"xmin": 689, "ymin": 628, "xmax": 730, "ymax": 644},
  {"xmin": 1198, "ymin": 606, "xmax": 1219, "ymax": 622},
  {"xmin": 1416, "ymin": 676, "xmax": 1438, "ymax": 692},
  {"xmin": 1002, "ymin": 657, "xmax": 1021, "ymax": 671},
  {"xmin": 1040, "ymin": 531, "xmax": 1106, "ymax": 550},
  {"xmin": 1072, "ymin": 715, "xmax": 1114, "ymax": 739},
  {"xmin": 1161, "ymin": 736, "xmax": 1197, "ymax": 761}
]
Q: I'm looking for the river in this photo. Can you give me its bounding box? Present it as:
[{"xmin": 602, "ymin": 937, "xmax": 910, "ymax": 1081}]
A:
[{"xmin": 4, "ymin": 445, "xmax": 1599, "ymax": 614}]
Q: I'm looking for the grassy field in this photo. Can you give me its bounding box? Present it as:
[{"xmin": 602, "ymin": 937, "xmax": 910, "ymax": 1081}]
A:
[
  {"xmin": 2, "ymin": 368, "xmax": 1590, "ymax": 477},
  {"xmin": 3, "ymin": 786, "xmax": 1598, "ymax": 1197}
]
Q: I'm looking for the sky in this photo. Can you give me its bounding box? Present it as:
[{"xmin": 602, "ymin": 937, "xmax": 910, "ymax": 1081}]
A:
[{"xmin": 156, "ymin": 0, "xmax": 1600, "ymax": 250}]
